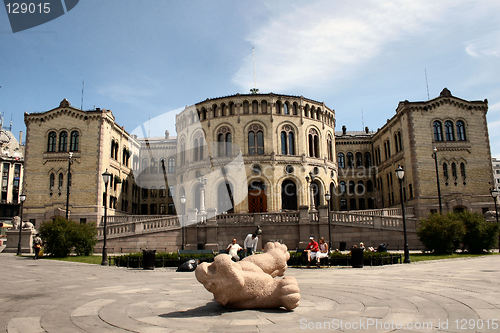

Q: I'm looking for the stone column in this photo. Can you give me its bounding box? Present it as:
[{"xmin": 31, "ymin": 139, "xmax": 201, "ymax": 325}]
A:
[
  {"xmin": 198, "ymin": 177, "xmax": 207, "ymax": 216},
  {"xmin": 298, "ymin": 206, "xmax": 310, "ymax": 249}
]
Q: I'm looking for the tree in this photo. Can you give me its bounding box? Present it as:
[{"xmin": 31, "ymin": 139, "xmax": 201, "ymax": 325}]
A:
[
  {"xmin": 457, "ymin": 211, "xmax": 499, "ymax": 254},
  {"xmin": 417, "ymin": 213, "xmax": 465, "ymax": 254},
  {"xmin": 39, "ymin": 217, "xmax": 97, "ymax": 257}
]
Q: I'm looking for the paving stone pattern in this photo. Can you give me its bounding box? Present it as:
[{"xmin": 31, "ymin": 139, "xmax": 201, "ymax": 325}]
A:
[{"xmin": 1, "ymin": 254, "xmax": 500, "ymax": 332}]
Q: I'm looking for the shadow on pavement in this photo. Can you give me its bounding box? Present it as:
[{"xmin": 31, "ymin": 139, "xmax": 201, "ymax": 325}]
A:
[{"xmin": 160, "ymin": 301, "xmax": 290, "ymax": 318}]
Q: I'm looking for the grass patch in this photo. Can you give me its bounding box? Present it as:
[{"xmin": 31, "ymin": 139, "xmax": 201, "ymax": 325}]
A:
[
  {"xmin": 42, "ymin": 255, "xmax": 103, "ymax": 265},
  {"xmin": 410, "ymin": 252, "xmax": 499, "ymax": 262}
]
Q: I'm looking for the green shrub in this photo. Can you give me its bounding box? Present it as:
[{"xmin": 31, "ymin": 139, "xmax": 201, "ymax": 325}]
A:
[
  {"xmin": 417, "ymin": 213, "xmax": 465, "ymax": 254},
  {"xmin": 69, "ymin": 222, "xmax": 97, "ymax": 256},
  {"xmin": 39, "ymin": 217, "xmax": 97, "ymax": 257},
  {"xmin": 40, "ymin": 217, "xmax": 72, "ymax": 257},
  {"xmin": 457, "ymin": 211, "xmax": 499, "ymax": 254}
]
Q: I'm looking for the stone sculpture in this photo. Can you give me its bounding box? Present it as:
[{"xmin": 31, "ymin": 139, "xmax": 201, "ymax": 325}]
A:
[{"xmin": 195, "ymin": 242, "xmax": 300, "ymax": 310}]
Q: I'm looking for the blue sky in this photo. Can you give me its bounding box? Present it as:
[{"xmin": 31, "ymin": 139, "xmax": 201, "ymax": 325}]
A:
[{"xmin": 1, "ymin": 0, "xmax": 499, "ymax": 156}]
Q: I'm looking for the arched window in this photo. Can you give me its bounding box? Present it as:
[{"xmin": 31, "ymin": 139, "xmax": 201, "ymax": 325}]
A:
[
  {"xmin": 367, "ymin": 180, "xmax": 373, "ymax": 192},
  {"xmin": 110, "ymin": 140, "xmax": 115, "ymax": 158},
  {"xmin": 59, "ymin": 131, "xmax": 68, "ymax": 152},
  {"xmin": 443, "ymin": 163, "xmax": 449, "ymax": 180},
  {"xmin": 261, "ymin": 100, "xmax": 267, "ymax": 114},
  {"xmin": 167, "ymin": 157, "xmax": 175, "ymax": 173},
  {"xmin": 445, "ymin": 121, "xmax": 455, "ymax": 141},
  {"xmin": 355, "ymin": 152, "xmax": 363, "ymax": 168},
  {"xmin": 70, "ymin": 131, "xmax": 79, "ymax": 152},
  {"xmin": 220, "ymin": 103, "xmax": 226, "ymax": 117},
  {"xmin": 337, "ymin": 153, "xmax": 345, "ymax": 169},
  {"xmin": 304, "ymin": 104, "xmax": 310, "ymax": 117},
  {"xmin": 433, "ymin": 121, "xmax": 443, "ymax": 141},
  {"xmin": 58, "ymin": 173, "xmax": 63, "ymax": 189},
  {"xmin": 243, "ymin": 101, "xmax": 249, "ymax": 114},
  {"xmin": 283, "ymin": 102, "xmax": 289, "ymax": 115},
  {"xmin": 394, "ymin": 133, "xmax": 399, "ymax": 152},
  {"xmin": 348, "ymin": 181, "xmax": 355, "ymax": 195},
  {"xmin": 308, "ymin": 128, "xmax": 319, "ymax": 158},
  {"xmin": 252, "ymin": 100, "xmax": 259, "ymax": 114},
  {"xmin": 280, "ymin": 125, "xmax": 295, "ymax": 155},
  {"xmin": 212, "ymin": 104, "xmax": 218, "ymax": 118},
  {"xmin": 193, "ymin": 138, "xmax": 199, "ymax": 161},
  {"xmin": 217, "ymin": 126, "xmax": 232, "ymax": 157},
  {"xmin": 275, "ymin": 101, "xmax": 281, "ymax": 114},
  {"xmin": 327, "ymin": 135, "xmax": 333, "ymax": 161},
  {"xmin": 180, "ymin": 140, "xmax": 186, "ymax": 165},
  {"xmin": 451, "ymin": 162, "xmax": 457, "ymax": 180},
  {"xmin": 150, "ymin": 158, "xmax": 158, "ymax": 173},
  {"xmin": 292, "ymin": 102, "xmax": 298, "ymax": 115},
  {"xmin": 456, "ymin": 121, "xmax": 466, "ymax": 141},
  {"xmin": 364, "ymin": 152, "xmax": 371, "ymax": 168},
  {"xmin": 49, "ymin": 173, "xmax": 55, "ymax": 190},
  {"xmin": 460, "ymin": 162, "xmax": 466, "ymax": 182},
  {"xmin": 357, "ymin": 181, "xmax": 364, "ymax": 195},
  {"xmin": 229, "ymin": 103, "xmax": 235, "ymax": 115},
  {"xmin": 280, "ymin": 132, "xmax": 287, "ymax": 155},
  {"xmin": 201, "ymin": 107, "xmax": 207, "ymax": 120},
  {"xmin": 346, "ymin": 152, "xmax": 354, "ymax": 168},
  {"xmin": 398, "ymin": 132, "xmax": 402, "ymax": 151},
  {"xmin": 47, "ymin": 131, "xmax": 57, "ymax": 152},
  {"xmin": 248, "ymin": 124, "xmax": 264, "ymax": 155},
  {"xmin": 339, "ymin": 181, "xmax": 346, "ymax": 194}
]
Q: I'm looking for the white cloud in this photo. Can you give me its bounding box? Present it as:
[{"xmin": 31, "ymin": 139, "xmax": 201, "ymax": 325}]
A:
[
  {"xmin": 465, "ymin": 30, "xmax": 500, "ymax": 58},
  {"xmin": 233, "ymin": 0, "xmax": 457, "ymax": 92},
  {"xmin": 489, "ymin": 102, "xmax": 500, "ymax": 114}
]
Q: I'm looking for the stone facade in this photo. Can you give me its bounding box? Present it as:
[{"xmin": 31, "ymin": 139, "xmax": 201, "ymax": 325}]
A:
[
  {"xmin": 23, "ymin": 99, "xmax": 176, "ymax": 227},
  {"xmin": 174, "ymin": 94, "xmax": 337, "ymax": 216},
  {"xmin": 0, "ymin": 125, "xmax": 24, "ymax": 217},
  {"xmin": 493, "ymin": 158, "xmax": 500, "ymax": 191},
  {"xmin": 336, "ymin": 88, "xmax": 494, "ymax": 217}
]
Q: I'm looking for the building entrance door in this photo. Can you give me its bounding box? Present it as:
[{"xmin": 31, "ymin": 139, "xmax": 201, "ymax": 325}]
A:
[{"xmin": 248, "ymin": 181, "xmax": 267, "ymax": 213}]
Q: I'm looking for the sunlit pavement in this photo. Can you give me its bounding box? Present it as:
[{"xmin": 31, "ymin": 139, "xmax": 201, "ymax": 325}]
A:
[{"xmin": 1, "ymin": 253, "xmax": 500, "ymax": 332}]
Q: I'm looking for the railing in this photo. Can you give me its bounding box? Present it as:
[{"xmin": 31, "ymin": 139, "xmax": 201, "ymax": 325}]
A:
[
  {"xmin": 331, "ymin": 211, "xmax": 417, "ymax": 231},
  {"xmin": 348, "ymin": 207, "xmax": 414, "ymax": 217},
  {"xmin": 97, "ymin": 215, "xmax": 180, "ymax": 239},
  {"xmin": 216, "ymin": 211, "xmax": 299, "ymax": 225},
  {"xmin": 102, "ymin": 215, "xmax": 176, "ymax": 225}
]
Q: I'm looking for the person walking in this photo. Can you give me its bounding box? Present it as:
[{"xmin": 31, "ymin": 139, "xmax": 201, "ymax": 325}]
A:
[
  {"xmin": 33, "ymin": 234, "xmax": 42, "ymax": 260},
  {"xmin": 244, "ymin": 233, "xmax": 259, "ymax": 257}
]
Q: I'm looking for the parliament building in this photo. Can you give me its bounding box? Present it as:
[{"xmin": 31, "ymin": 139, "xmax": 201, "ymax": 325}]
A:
[{"xmin": 21, "ymin": 89, "xmax": 495, "ymax": 227}]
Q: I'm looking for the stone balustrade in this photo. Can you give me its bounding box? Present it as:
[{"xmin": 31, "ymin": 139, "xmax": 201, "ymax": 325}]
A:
[
  {"xmin": 97, "ymin": 215, "xmax": 180, "ymax": 239},
  {"xmin": 96, "ymin": 207, "xmax": 416, "ymax": 240}
]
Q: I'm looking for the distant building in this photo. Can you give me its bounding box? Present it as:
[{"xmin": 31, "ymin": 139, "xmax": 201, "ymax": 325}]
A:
[
  {"xmin": 0, "ymin": 122, "xmax": 24, "ymax": 217},
  {"xmin": 23, "ymin": 99, "xmax": 176, "ymax": 227},
  {"xmin": 336, "ymin": 88, "xmax": 494, "ymax": 216},
  {"xmin": 493, "ymin": 158, "xmax": 500, "ymax": 191}
]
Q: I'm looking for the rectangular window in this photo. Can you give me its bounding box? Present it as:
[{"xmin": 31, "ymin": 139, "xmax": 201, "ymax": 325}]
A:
[
  {"xmin": 11, "ymin": 164, "xmax": 20, "ymax": 203},
  {"xmin": 2, "ymin": 163, "xmax": 9, "ymax": 201},
  {"xmin": 496, "ymin": 170, "xmax": 500, "ymax": 174},
  {"xmin": 80, "ymin": 218, "xmax": 87, "ymax": 224}
]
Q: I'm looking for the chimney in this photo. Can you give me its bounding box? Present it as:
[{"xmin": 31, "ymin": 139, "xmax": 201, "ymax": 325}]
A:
[
  {"xmin": 19, "ymin": 131, "xmax": 23, "ymax": 145},
  {"xmin": 365, "ymin": 126, "xmax": 369, "ymax": 134},
  {"xmin": 342, "ymin": 125, "xmax": 346, "ymax": 135}
]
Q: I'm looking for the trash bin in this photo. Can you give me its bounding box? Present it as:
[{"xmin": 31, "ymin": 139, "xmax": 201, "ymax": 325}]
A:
[
  {"xmin": 339, "ymin": 241, "xmax": 347, "ymax": 251},
  {"xmin": 351, "ymin": 247, "xmax": 364, "ymax": 268},
  {"xmin": 142, "ymin": 249, "xmax": 156, "ymax": 270}
]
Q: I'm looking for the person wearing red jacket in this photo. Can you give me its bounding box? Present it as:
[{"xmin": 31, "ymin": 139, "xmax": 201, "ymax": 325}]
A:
[{"xmin": 305, "ymin": 236, "xmax": 319, "ymax": 265}]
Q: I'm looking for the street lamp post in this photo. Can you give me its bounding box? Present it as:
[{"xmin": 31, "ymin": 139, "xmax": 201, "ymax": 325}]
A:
[
  {"xmin": 101, "ymin": 169, "xmax": 112, "ymax": 266},
  {"xmin": 16, "ymin": 193, "xmax": 26, "ymax": 256},
  {"xmin": 432, "ymin": 147, "xmax": 443, "ymax": 214},
  {"xmin": 325, "ymin": 192, "xmax": 332, "ymax": 251},
  {"xmin": 180, "ymin": 194, "xmax": 186, "ymax": 250},
  {"xmin": 65, "ymin": 152, "xmax": 73, "ymax": 220},
  {"xmin": 395, "ymin": 166, "xmax": 410, "ymax": 264},
  {"xmin": 491, "ymin": 189, "xmax": 499, "ymax": 253}
]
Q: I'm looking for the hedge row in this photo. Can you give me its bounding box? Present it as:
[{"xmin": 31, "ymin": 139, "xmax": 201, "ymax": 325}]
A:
[{"xmin": 111, "ymin": 250, "xmax": 400, "ymax": 268}]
